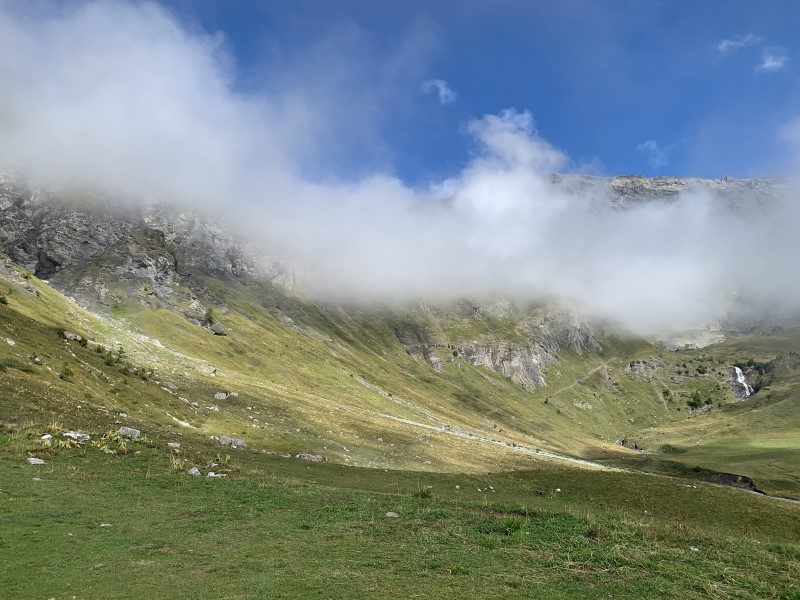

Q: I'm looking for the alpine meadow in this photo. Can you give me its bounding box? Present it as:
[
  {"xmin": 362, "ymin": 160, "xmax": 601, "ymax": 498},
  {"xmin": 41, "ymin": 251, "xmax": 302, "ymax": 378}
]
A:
[{"xmin": 1, "ymin": 2, "xmax": 800, "ymax": 598}]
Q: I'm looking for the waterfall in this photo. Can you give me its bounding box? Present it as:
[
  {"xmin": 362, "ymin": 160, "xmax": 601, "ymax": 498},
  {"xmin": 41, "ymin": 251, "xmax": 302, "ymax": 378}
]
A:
[{"xmin": 734, "ymin": 366, "xmax": 753, "ymax": 397}]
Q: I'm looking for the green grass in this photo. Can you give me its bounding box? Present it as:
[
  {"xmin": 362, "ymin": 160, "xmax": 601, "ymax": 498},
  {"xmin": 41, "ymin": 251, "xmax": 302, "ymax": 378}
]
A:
[
  {"xmin": 2, "ymin": 260, "xmax": 800, "ymax": 495},
  {"xmin": 623, "ymin": 332, "xmax": 800, "ymax": 498},
  {"xmin": 2, "ymin": 437, "xmax": 799, "ymax": 599},
  {"xmin": 3, "ymin": 259, "xmax": 800, "ymax": 597}
]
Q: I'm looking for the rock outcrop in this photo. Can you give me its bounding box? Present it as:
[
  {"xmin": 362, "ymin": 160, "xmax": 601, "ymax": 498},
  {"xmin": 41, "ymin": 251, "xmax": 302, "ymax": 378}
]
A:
[
  {"xmin": 458, "ymin": 341, "xmax": 548, "ymax": 388},
  {"xmin": 552, "ymin": 173, "xmax": 784, "ymax": 212},
  {"xmin": 0, "ymin": 174, "xmax": 293, "ymax": 326}
]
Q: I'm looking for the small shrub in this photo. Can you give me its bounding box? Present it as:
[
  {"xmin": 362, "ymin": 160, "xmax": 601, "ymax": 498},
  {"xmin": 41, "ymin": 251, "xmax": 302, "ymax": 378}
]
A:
[
  {"xmin": 412, "ymin": 486, "xmax": 433, "ymax": 500},
  {"xmin": 659, "ymin": 443, "xmax": 687, "ymax": 454},
  {"xmin": 584, "ymin": 523, "xmax": 602, "ymax": 541},
  {"xmin": 91, "ymin": 431, "xmax": 129, "ymax": 455},
  {"xmin": 687, "ymin": 391, "xmax": 709, "ymax": 409},
  {"xmin": 204, "ymin": 307, "xmax": 216, "ymax": 325},
  {"xmin": 169, "ymin": 453, "xmax": 188, "ymax": 473},
  {"xmin": 59, "ymin": 363, "xmax": 74, "ymax": 381},
  {"xmin": 212, "ymin": 452, "xmax": 231, "ymax": 467},
  {"xmin": 0, "ymin": 294, "xmax": 7, "ymax": 305},
  {"xmin": 52, "ymin": 437, "xmax": 81, "ymax": 450},
  {"xmin": 494, "ymin": 517, "xmax": 526, "ymax": 536}
]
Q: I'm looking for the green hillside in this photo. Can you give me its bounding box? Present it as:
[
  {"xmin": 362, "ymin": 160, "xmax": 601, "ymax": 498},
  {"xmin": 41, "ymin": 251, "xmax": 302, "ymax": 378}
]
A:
[
  {"xmin": 1, "ymin": 257, "xmax": 799, "ymax": 496},
  {"xmin": 2, "ymin": 254, "xmax": 800, "ymax": 597}
]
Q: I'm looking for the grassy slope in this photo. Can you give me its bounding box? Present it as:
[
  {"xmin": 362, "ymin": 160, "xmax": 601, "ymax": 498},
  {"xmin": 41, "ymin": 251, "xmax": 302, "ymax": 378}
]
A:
[
  {"xmin": 2, "ymin": 261, "xmax": 800, "ymax": 597},
  {"xmin": 0, "ymin": 265, "xmax": 640, "ymax": 474},
  {"xmin": 629, "ymin": 331, "xmax": 800, "ymax": 498},
  {"xmin": 2, "ymin": 258, "xmax": 800, "ymax": 497},
  {"xmin": 1, "ymin": 439, "xmax": 798, "ymax": 599}
]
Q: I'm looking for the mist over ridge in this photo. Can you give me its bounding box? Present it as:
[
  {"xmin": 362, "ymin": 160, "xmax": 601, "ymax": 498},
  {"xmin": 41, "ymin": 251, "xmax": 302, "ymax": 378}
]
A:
[{"xmin": 1, "ymin": 1, "xmax": 799, "ymax": 333}]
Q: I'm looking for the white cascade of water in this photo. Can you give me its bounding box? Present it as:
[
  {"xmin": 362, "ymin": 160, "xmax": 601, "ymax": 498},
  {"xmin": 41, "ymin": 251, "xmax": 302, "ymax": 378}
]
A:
[{"xmin": 734, "ymin": 366, "xmax": 753, "ymax": 397}]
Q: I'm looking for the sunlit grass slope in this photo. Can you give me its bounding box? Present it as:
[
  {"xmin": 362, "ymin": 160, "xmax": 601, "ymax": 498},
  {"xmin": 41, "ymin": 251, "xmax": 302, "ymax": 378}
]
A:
[{"xmin": 1, "ymin": 256, "xmax": 800, "ymax": 497}]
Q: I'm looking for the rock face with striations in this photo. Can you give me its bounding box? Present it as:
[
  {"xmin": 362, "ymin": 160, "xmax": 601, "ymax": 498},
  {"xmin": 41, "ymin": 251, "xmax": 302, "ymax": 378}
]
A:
[
  {"xmin": 456, "ymin": 308, "xmax": 601, "ymax": 389},
  {"xmin": 0, "ymin": 174, "xmax": 293, "ymax": 330},
  {"xmin": 385, "ymin": 300, "xmax": 602, "ymax": 388},
  {"xmin": 551, "ymin": 173, "xmax": 784, "ymax": 211}
]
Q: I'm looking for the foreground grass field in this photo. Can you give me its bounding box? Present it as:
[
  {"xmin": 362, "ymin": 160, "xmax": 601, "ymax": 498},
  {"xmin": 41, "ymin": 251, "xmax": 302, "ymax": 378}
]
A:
[{"xmin": 2, "ymin": 436, "xmax": 799, "ymax": 599}]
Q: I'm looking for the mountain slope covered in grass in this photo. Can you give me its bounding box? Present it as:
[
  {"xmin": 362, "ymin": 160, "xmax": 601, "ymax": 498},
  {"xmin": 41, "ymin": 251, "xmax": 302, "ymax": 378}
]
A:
[
  {"xmin": 2, "ymin": 176, "xmax": 800, "ymax": 598},
  {"xmin": 1, "ymin": 242, "xmax": 799, "ymax": 497}
]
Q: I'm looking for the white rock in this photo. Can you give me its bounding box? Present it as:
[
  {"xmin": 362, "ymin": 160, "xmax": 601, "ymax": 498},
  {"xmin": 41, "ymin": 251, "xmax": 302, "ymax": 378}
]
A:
[
  {"xmin": 26, "ymin": 457, "xmax": 46, "ymax": 465},
  {"xmin": 195, "ymin": 364, "xmax": 217, "ymax": 375},
  {"xmin": 215, "ymin": 435, "xmax": 247, "ymax": 450},
  {"xmin": 116, "ymin": 426, "xmax": 141, "ymax": 439},
  {"xmin": 187, "ymin": 467, "xmax": 201, "ymax": 476},
  {"xmin": 167, "ymin": 442, "xmax": 181, "ymax": 449},
  {"xmin": 295, "ymin": 453, "xmax": 324, "ymax": 462},
  {"xmin": 385, "ymin": 512, "xmax": 399, "ymax": 519},
  {"xmin": 214, "ymin": 392, "xmax": 228, "ymax": 401},
  {"xmin": 63, "ymin": 431, "xmax": 90, "ymax": 442},
  {"xmin": 41, "ymin": 434, "xmax": 53, "ymax": 441},
  {"xmin": 5, "ymin": 338, "xmax": 15, "ymax": 346}
]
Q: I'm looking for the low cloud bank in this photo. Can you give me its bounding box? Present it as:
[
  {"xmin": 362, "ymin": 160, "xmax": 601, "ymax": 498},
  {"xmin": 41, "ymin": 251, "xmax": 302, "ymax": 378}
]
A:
[{"xmin": 1, "ymin": 1, "xmax": 799, "ymax": 333}]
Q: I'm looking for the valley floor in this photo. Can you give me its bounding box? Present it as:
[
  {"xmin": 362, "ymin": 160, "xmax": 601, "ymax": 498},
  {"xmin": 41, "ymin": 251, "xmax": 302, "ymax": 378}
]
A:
[{"xmin": 2, "ymin": 440, "xmax": 799, "ymax": 599}]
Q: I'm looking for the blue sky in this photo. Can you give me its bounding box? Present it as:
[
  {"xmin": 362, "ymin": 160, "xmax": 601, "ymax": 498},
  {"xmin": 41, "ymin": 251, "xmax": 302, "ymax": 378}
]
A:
[{"xmin": 156, "ymin": 0, "xmax": 800, "ymax": 183}]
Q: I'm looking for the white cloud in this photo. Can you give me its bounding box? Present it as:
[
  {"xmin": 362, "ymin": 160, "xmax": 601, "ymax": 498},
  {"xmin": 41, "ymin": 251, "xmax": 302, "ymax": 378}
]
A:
[
  {"xmin": 717, "ymin": 33, "xmax": 761, "ymax": 56},
  {"xmin": 1, "ymin": 1, "xmax": 800, "ymax": 334},
  {"xmin": 636, "ymin": 140, "xmax": 671, "ymax": 169},
  {"xmin": 420, "ymin": 78, "xmax": 457, "ymax": 104},
  {"xmin": 755, "ymin": 48, "xmax": 790, "ymax": 73}
]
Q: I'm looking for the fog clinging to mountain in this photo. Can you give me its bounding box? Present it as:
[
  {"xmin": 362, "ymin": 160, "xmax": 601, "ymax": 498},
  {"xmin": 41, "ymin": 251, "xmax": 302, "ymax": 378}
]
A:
[{"xmin": 1, "ymin": 1, "xmax": 799, "ymax": 333}]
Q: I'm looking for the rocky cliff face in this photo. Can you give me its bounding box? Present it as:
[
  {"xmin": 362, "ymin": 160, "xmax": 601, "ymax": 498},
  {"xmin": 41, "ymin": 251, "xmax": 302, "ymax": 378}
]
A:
[
  {"xmin": 455, "ymin": 308, "xmax": 602, "ymax": 389},
  {"xmin": 552, "ymin": 173, "xmax": 784, "ymax": 210},
  {"xmin": 0, "ymin": 175, "xmax": 292, "ymax": 332},
  {"xmin": 384, "ymin": 300, "xmax": 602, "ymax": 388}
]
